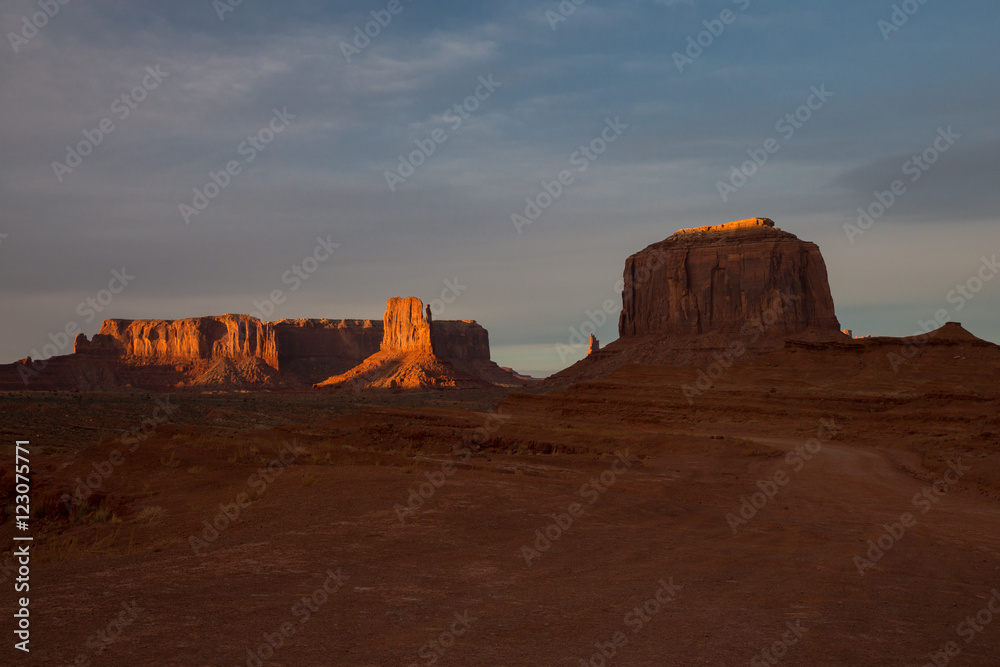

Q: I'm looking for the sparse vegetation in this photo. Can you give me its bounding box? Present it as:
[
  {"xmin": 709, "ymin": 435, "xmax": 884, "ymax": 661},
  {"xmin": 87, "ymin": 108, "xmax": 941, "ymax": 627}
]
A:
[{"xmin": 135, "ymin": 506, "xmax": 164, "ymax": 523}]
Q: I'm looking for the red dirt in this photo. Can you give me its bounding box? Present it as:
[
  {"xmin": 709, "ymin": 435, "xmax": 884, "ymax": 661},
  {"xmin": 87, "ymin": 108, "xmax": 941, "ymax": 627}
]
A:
[{"xmin": 1, "ymin": 332, "xmax": 999, "ymax": 665}]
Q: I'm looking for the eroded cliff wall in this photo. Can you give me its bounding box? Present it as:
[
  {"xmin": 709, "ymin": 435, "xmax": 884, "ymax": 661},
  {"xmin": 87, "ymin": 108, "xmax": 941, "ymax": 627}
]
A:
[{"xmin": 618, "ymin": 218, "xmax": 841, "ymax": 338}]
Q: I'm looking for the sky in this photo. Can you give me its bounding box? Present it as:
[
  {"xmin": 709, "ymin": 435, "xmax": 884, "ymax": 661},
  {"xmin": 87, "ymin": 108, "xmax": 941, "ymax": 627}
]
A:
[{"xmin": 1, "ymin": 0, "xmax": 998, "ymax": 377}]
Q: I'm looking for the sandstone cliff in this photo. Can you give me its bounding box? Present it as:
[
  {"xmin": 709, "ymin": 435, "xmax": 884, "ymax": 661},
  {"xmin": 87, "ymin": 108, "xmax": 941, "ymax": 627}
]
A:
[
  {"xmin": 271, "ymin": 319, "xmax": 382, "ymax": 383},
  {"xmin": 432, "ymin": 321, "xmax": 491, "ymax": 361},
  {"xmin": 1, "ymin": 300, "xmax": 521, "ymax": 391},
  {"xmin": 82, "ymin": 315, "xmax": 281, "ymax": 367},
  {"xmin": 382, "ymin": 297, "xmax": 434, "ymax": 354},
  {"xmin": 548, "ymin": 218, "xmax": 844, "ymax": 385},
  {"xmin": 315, "ymin": 297, "xmax": 531, "ymax": 391},
  {"xmin": 619, "ymin": 218, "xmax": 841, "ymax": 338},
  {"xmin": 65, "ymin": 315, "xmax": 383, "ymax": 388}
]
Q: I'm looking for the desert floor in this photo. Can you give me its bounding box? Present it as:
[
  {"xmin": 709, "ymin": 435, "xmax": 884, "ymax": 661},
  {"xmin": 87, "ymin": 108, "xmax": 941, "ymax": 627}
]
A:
[{"xmin": 2, "ymin": 351, "xmax": 999, "ymax": 666}]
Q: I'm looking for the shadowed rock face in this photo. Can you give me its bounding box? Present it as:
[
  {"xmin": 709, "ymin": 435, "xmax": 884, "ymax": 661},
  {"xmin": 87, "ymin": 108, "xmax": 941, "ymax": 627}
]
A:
[
  {"xmin": 432, "ymin": 321, "xmax": 491, "ymax": 361},
  {"xmin": 619, "ymin": 218, "xmax": 841, "ymax": 338},
  {"xmin": 543, "ymin": 218, "xmax": 846, "ymax": 386},
  {"xmin": 271, "ymin": 319, "xmax": 382, "ymax": 371}
]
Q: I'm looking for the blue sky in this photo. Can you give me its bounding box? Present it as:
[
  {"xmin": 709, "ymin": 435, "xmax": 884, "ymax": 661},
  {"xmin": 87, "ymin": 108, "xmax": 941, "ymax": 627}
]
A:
[{"xmin": 1, "ymin": 0, "xmax": 998, "ymax": 376}]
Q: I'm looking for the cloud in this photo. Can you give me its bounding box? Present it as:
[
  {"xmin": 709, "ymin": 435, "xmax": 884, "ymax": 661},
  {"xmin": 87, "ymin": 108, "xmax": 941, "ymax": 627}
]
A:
[{"xmin": 1, "ymin": 0, "xmax": 998, "ymax": 371}]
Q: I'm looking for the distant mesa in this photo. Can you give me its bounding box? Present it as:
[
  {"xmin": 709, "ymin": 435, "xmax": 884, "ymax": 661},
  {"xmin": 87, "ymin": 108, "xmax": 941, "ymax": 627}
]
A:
[
  {"xmin": 4, "ymin": 216, "xmax": 995, "ymax": 392},
  {"xmin": 314, "ymin": 297, "xmax": 531, "ymax": 391},
  {"xmin": 619, "ymin": 217, "xmax": 840, "ymax": 339},
  {"xmin": 549, "ymin": 217, "xmax": 847, "ymax": 384},
  {"xmin": 550, "ymin": 216, "xmax": 997, "ymax": 384},
  {"xmin": 0, "ymin": 298, "xmax": 533, "ymax": 392}
]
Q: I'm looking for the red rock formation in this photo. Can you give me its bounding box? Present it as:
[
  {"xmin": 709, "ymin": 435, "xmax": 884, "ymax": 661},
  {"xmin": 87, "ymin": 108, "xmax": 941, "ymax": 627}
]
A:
[
  {"xmin": 619, "ymin": 218, "xmax": 840, "ymax": 338},
  {"xmin": 432, "ymin": 320, "xmax": 491, "ymax": 361},
  {"xmin": 0, "ymin": 299, "xmax": 525, "ymax": 391},
  {"xmin": 271, "ymin": 319, "xmax": 382, "ymax": 382},
  {"xmin": 673, "ymin": 217, "xmax": 775, "ymax": 235},
  {"xmin": 90, "ymin": 315, "xmax": 280, "ymax": 367},
  {"xmin": 547, "ymin": 218, "xmax": 843, "ymax": 385},
  {"xmin": 587, "ymin": 334, "xmax": 600, "ymax": 355},
  {"xmin": 382, "ymin": 297, "xmax": 434, "ymax": 354},
  {"xmin": 0, "ymin": 353, "xmax": 120, "ymax": 391},
  {"xmin": 315, "ymin": 297, "xmax": 532, "ymax": 391},
  {"xmin": 376, "ymin": 296, "xmax": 491, "ymax": 361}
]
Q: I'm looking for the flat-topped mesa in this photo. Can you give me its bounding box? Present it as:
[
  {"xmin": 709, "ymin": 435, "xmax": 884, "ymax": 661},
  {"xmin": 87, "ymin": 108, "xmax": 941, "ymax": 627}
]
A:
[
  {"xmin": 674, "ymin": 217, "xmax": 775, "ymax": 235},
  {"xmin": 2, "ymin": 298, "xmax": 523, "ymax": 391},
  {"xmin": 64, "ymin": 315, "xmax": 385, "ymax": 388},
  {"xmin": 432, "ymin": 320, "xmax": 491, "ymax": 361},
  {"xmin": 619, "ymin": 217, "xmax": 841, "ymax": 339},
  {"xmin": 88, "ymin": 315, "xmax": 280, "ymax": 366}
]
